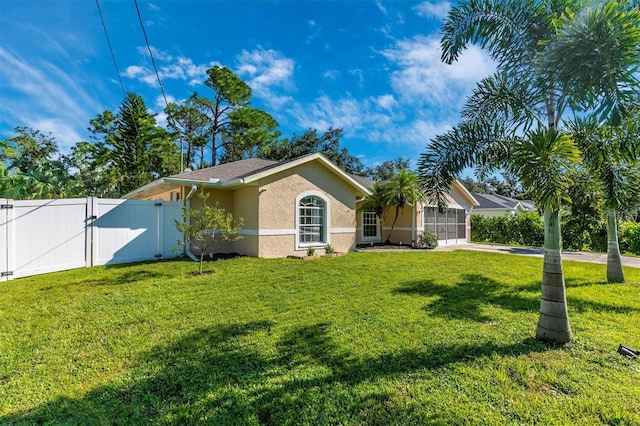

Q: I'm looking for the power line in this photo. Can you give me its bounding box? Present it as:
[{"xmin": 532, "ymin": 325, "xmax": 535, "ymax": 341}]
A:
[
  {"xmin": 133, "ymin": 0, "xmax": 169, "ymax": 109},
  {"xmin": 96, "ymin": 0, "xmax": 127, "ymax": 100}
]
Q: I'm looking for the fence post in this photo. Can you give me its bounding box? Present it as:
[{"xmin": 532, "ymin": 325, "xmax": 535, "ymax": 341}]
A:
[
  {"xmin": 1, "ymin": 199, "xmax": 15, "ymax": 281},
  {"xmin": 86, "ymin": 197, "xmax": 98, "ymax": 268},
  {"xmin": 155, "ymin": 200, "xmax": 163, "ymax": 260}
]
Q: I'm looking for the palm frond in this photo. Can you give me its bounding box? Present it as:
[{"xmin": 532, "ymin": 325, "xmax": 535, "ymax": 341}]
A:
[
  {"xmin": 510, "ymin": 129, "xmax": 581, "ymax": 211},
  {"xmin": 442, "ymin": 0, "xmax": 557, "ymax": 73},
  {"xmin": 462, "ymin": 72, "xmax": 544, "ymax": 130},
  {"xmin": 542, "ymin": 1, "xmax": 640, "ymax": 124},
  {"xmin": 418, "ymin": 120, "xmax": 512, "ymax": 210}
]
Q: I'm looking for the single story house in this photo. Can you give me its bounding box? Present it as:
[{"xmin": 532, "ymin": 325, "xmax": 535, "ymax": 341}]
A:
[
  {"xmin": 470, "ymin": 192, "xmax": 535, "ymax": 217},
  {"xmin": 125, "ymin": 153, "xmax": 478, "ymax": 258}
]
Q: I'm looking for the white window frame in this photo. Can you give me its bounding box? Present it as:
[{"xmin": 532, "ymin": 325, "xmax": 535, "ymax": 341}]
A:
[
  {"xmin": 295, "ymin": 191, "xmax": 330, "ymax": 249},
  {"xmin": 361, "ymin": 207, "xmax": 380, "ymax": 241}
]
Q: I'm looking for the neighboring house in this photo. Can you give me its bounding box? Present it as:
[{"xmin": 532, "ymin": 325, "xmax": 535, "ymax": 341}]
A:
[
  {"xmin": 125, "ymin": 153, "xmax": 478, "ymax": 258},
  {"xmin": 471, "ymin": 192, "xmax": 536, "ymax": 217},
  {"xmin": 354, "ymin": 176, "xmax": 478, "ymax": 247}
]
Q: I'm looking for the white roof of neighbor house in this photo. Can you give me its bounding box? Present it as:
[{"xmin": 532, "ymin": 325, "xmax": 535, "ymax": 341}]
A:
[
  {"xmin": 123, "ymin": 153, "xmax": 372, "ymax": 199},
  {"xmin": 471, "ymin": 192, "xmax": 535, "ymax": 211}
]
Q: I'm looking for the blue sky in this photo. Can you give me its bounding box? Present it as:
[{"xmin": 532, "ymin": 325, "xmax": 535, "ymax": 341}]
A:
[{"xmin": 0, "ymin": 0, "xmax": 495, "ymax": 168}]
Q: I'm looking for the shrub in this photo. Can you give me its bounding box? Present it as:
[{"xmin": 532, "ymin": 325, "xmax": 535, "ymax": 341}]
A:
[
  {"xmin": 513, "ymin": 211, "xmax": 544, "ymax": 246},
  {"xmin": 471, "ymin": 212, "xmax": 543, "ymax": 247},
  {"xmin": 417, "ymin": 230, "xmax": 438, "ymax": 249},
  {"xmin": 306, "ymin": 246, "xmax": 316, "ymax": 257},
  {"xmin": 587, "ymin": 223, "xmax": 608, "ymax": 253},
  {"xmin": 324, "ymin": 243, "xmax": 335, "ymax": 254},
  {"xmin": 620, "ymin": 222, "xmax": 640, "ymax": 255}
]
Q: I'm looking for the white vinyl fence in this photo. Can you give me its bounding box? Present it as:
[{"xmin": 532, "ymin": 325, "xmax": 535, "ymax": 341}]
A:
[{"xmin": 0, "ymin": 197, "xmax": 183, "ymax": 281}]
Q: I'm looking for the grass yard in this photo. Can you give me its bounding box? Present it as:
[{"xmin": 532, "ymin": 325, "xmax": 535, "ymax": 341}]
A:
[{"xmin": 1, "ymin": 251, "xmax": 640, "ymax": 425}]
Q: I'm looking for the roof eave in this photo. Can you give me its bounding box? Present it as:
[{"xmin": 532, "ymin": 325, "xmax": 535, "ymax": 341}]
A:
[
  {"xmin": 452, "ymin": 180, "xmax": 479, "ymax": 207},
  {"xmin": 241, "ymin": 153, "xmax": 371, "ymax": 195}
]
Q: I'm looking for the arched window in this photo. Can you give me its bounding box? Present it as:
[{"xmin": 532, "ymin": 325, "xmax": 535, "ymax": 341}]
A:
[{"xmin": 298, "ymin": 195, "xmax": 326, "ymax": 245}]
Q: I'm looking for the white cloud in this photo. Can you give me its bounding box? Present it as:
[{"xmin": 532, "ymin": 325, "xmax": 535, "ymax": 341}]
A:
[
  {"xmin": 375, "ymin": 0, "xmax": 388, "ymax": 15},
  {"xmin": 381, "ymin": 35, "xmax": 495, "ymax": 107},
  {"xmin": 31, "ymin": 118, "xmax": 84, "ymax": 146},
  {"xmin": 0, "ymin": 47, "xmax": 103, "ymax": 150},
  {"xmin": 123, "ymin": 65, "xmax": 146, "ymax": 78},
  {"xmin": 137, "ymin": 46, "xmax": 173, "ymax": 62},
  {"xmin": 124, "ymin": 47, "xmax": 216, "ymax": 87},
  {"xmin": 322, "ymin": 70, "xmax": 339, "ymax": 80},
  {"xmin": 375, "ymin": 94, "xmax": 396, "ymax": 110},
  {"xmin": 414, "ymin": 1, "xmax": 451, "ymax": 20},
  {"xmin": 236, "ymin": 48, "xmax": 296, "ymax": 109}
]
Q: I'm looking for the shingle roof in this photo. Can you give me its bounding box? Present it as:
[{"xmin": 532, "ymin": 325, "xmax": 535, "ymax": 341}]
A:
[
  {"xmin": 169, "ymin": 158, "xmax": 280, "ymax": 181},
  {"xmin": 349, "ymin": 174, "xmax": 376, "ymax": 190},
  {"xmin": 471, "ymin": 192, "xmax": 535, "ymax": 210}
]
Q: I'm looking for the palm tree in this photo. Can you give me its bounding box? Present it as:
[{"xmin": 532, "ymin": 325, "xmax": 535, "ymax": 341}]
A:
[
  {"xmin": 0, "ymin": 160, "xmax": 77, "ymax": 199},
  {"xmin": 358, "ymin": 181, "xmax": 390, "ymax": 225},
  {"xmin": 418, "ymin": 0, "xmax": 640, "ymax": 344},
  {"xmin": 543, "ymin": 2, "xmax": 640, "ymax": 283},
  {"xmin": 570, "ymin": 116, "xmax": 640, "ymax": 283},
  {"xmin": 383, "ymin": 169, "xmax": 426, "ymax": 244}
]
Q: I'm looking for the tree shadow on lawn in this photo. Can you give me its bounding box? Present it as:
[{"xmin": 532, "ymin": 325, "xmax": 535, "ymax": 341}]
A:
[
  {"xmin": 2, "ymin": 320, "xmax": 551, "ymax": 425},
  {"xmin": 395, "ymin": 275, "xmax": 640, "ymax": 322},
  {"xmin": 394, "ymin": 275, "xmax": 540, "ymax": 322}
]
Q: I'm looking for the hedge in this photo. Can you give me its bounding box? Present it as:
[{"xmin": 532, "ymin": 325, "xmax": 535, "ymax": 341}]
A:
[{"xmin": 472, "ymin": 212, "xmax": 640, "ymax": 255}]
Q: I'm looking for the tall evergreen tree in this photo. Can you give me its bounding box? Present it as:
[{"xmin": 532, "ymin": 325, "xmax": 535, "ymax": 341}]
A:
[{"xmin": 81, "ymin": 93, "xmax": 179, "ymax": 197}]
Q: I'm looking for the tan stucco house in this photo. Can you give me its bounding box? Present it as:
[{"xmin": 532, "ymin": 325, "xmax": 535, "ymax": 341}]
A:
[{"xmin": 125, "ymin": 153, "xmax": 478, "ymax": 258}]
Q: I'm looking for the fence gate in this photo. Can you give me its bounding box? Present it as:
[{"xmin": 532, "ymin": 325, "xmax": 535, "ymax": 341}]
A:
[{"xmin": 90, "ymin": 198, "xmax": 182, "ymax": 266}]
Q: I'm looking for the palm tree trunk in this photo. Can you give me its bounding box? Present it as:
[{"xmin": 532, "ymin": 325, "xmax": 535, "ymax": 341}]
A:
[
  {"xmin": 606, "ymin": 208, "xmax": 625, "ymax": 283},
  {"xmin": 536, "ymin": 208, "xmax": 573, "ymax": 344},
  {"xmin": 385, "ymin": 207, "xmax": 400, "ymax": 243}
]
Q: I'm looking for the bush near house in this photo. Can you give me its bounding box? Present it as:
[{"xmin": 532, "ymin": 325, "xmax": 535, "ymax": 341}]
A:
[
  {"xmin": 620, "ymin": 222, "xmax": 640, "ymax": 255},
  {"xmin": 471, "ymin": 212, "xmax": 544, "ymax": 247},
  {"xmin": 473, "ymin": 213, "xmax": 640, "ymax": 255}
]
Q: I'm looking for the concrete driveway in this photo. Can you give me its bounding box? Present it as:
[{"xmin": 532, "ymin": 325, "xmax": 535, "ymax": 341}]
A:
[{"xmin": 435, "ymin": 243, "xmax": 640, "ymax": 269}]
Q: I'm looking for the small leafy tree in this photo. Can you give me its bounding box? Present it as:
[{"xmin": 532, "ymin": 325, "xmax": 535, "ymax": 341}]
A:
[{"xmin": 175, "ymin": 189, "xmax": 243, "ymax": 274}]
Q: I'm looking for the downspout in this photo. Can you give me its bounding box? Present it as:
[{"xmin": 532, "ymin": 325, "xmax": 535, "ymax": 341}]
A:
[
  {"xmin": 184, "ymin": 185, "xmax": 199, "ymax": 262},
  {"xmin": 411, "ymin": 204, "xmax": 416, "ymax": 247}
]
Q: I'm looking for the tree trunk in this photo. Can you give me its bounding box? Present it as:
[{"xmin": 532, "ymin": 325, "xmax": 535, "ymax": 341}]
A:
[
  {"xmin": 606, "ymin": 208, "xmax": 625, "ymax": 283},
  {"xmin": 536, "ymin": 208, "xmax": 573, "ymax": 344},
  {"xmin": 385, "ymin": 207, "xmax": 400, "ymax": 244}
]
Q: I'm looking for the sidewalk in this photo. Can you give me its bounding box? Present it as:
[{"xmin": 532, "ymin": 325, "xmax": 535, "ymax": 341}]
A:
[{"xmin": 434, "ymin": 243, "xmax": 640, "ymax": 269}]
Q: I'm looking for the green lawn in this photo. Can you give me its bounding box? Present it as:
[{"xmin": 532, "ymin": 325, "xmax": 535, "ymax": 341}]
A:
[{"xmin": 1, "ymin": 251, "xmax": 640, "ymax": 425}]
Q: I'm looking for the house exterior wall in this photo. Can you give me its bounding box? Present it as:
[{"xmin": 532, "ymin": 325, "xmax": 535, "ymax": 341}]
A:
[
  {"xmin": 254, "ymin": 161, "xmax": 359, "ymax": 258},
  {"xmin": 379, "ymin": 206, "xmax": 418, "ymax": 245},
  {"xmin": 233, "ymin": 187, "xmax": 259, "ymax": 257}
]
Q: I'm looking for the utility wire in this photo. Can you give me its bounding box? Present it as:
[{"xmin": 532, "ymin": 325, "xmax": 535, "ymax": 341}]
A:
[
  {"xmin": 133, "ymin": 0, "xmax": 169, "ymax": 108},
  {"xmin": 96, "ymin": 0, "xmax": 127, "ymax": 100}
]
